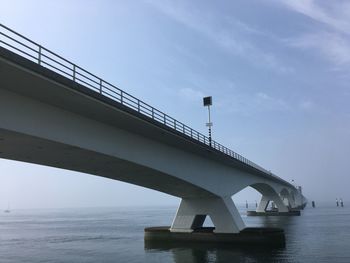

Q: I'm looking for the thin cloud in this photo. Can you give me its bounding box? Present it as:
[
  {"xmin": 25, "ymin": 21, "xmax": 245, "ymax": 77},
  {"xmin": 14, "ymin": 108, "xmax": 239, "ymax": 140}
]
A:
[
  {"xmin": 299, "ymin": 100, "xmax": 315, "ymax": 111},
  {"xmin": 255, "ymin": 92, "xmax": 290, "ymax": 111},
  {"xmin": 146, "ymin": 0, "xmax": 292, "ymax": 73},
  {"xmin": 287, "ymin": 32, "xmax": 350, "ymax": 66},
  {"xmin": 178, "ymin": 87, "xmax": 204, "ymax": 102},
  {"xmin": 275, "ymin": 0, "xmax": 350, "ymax": 34},
  {"xmin": 273, "ymin": 0, "xmax": 350, "ymax": 69},
  {"xmin": 216, "ymin": 92, "xmax": 290, "ymax": 116}
]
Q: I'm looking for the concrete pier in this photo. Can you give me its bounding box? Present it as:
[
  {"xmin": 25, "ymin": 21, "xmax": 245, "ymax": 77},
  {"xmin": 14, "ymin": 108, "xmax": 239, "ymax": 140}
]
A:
[
  {"xmin": 145, "ymin": 227, "xmax": 285, "ymax": 247},
  {"xmin": 247, "ymin": 210, "xmax": 301, "ymax": 216}
]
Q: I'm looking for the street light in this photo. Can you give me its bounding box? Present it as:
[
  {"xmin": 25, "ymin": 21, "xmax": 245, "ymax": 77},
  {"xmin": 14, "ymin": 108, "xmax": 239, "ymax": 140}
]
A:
[{"xmin": 203, "ymin": 96, "xmax": 213, "ymax": 147}]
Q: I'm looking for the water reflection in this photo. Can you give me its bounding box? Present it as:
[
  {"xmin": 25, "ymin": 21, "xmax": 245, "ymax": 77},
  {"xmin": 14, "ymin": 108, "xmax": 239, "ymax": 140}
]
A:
[{"xmin": 145, "ymin": 240, "xmax": 286, "ymax": 263}]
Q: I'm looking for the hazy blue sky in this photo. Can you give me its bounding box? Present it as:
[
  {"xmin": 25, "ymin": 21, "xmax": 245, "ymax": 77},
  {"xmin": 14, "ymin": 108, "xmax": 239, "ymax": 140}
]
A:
[{"xmin": 1, "ymin": 0, "xmax": 349, "ymax": 209}]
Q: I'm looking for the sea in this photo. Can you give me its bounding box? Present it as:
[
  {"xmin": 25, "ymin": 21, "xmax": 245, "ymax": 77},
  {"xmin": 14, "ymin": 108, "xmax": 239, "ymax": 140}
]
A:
[{"xmin": 0, "ymin": 204, "xmax": 349, "ymax": 263}]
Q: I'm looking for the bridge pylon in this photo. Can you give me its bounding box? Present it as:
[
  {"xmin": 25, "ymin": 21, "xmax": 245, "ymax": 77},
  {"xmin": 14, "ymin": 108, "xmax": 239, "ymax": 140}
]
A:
[{"xmin": 170, "ymin": 196, "xmax": 245, "ymax": 233}]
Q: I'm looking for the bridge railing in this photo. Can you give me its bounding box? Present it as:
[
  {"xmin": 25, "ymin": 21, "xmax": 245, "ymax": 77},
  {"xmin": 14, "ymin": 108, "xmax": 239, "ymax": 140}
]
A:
[{"xmin": 0, "ymin": 23, "xmax": 282, "ymax": 180}]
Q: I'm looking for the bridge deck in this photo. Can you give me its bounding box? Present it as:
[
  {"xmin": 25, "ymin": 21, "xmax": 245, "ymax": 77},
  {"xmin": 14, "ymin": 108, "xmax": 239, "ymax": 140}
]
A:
[{"xmin": 0, "ymin": 23, "xmax": 292, "ymax": 187}]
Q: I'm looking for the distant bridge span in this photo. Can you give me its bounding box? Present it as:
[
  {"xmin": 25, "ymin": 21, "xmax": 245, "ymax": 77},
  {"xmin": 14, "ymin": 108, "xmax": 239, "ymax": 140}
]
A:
[{"xmin": 0, "ymin": 24, "xmax": 306, "ymax": 233}]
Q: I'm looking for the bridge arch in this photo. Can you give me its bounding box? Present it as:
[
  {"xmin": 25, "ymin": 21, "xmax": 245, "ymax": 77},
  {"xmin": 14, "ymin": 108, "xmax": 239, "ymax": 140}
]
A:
[
  {"xmin": 279, "ymin": 187, "xmax": 294, "ymax": 208},
  {"xmin": 248, "ymin": 183, "xmax": 289, "ymax": 212}
]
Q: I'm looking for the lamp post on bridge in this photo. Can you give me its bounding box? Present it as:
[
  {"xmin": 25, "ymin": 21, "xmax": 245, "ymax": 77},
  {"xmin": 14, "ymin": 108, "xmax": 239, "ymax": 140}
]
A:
[{"xmin": 203, "ymin": 96, "xmax": 213, "ymax": 147}]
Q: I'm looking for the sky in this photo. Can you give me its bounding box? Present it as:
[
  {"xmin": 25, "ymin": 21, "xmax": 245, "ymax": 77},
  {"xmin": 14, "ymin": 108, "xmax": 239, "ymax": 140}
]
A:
[{"xmin": 0, "ymin": 0, "xmax": 349, "ymax": 209}]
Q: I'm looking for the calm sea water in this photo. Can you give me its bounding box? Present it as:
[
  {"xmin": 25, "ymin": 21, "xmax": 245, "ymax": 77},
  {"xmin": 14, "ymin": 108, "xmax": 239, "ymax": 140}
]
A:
[{"xmin": 0, "ymin": 204, "xmax": 349, "ymax": 263}]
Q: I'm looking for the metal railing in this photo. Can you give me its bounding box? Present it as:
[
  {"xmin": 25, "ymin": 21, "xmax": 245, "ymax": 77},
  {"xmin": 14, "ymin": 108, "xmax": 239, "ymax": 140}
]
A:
[{"xmin": 0, "ymin": 23, "xmax": 280, "ymax": 179}]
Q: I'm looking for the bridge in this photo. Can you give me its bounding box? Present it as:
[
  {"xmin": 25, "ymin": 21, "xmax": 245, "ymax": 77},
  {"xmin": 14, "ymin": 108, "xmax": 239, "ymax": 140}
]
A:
[{"xmin": 0, "ymin": 24, "xmax": 306, "ymax": 239}]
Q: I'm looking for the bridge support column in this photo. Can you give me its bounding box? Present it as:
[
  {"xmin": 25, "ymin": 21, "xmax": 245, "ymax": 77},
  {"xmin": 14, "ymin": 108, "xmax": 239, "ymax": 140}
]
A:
[
  {"xmin": 256, "ymin": 194, "xmax": 289, "ymax": 213},
  {"xmin": 170, "ymin": 196, "xmax": 245, "ymax": 233},
  {"xmin": 288, "ymin": 195, "xmax": 296, "ymax": 209},
  {"xmin": 256, "ymin": 196, "xmax": 270, "ymax": 212}
]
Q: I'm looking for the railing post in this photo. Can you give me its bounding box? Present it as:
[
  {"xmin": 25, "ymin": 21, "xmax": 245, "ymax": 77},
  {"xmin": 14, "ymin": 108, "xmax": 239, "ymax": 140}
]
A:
[
  {"xmin": 163, "ymin": 114, "xmax": 166, "ymax": 125},
  {"xmin": 38, "ymin": 45, "xmax": 42, "ymax": 65},
  {"xmin": 99, "ymin": 79, "xmax": 103, "ymax": 94},
  {"xmin": 137, "ymin": 100, "xmax": 140, "ymax": 112},
  {"xmin": 151, "ymin": 108, "xmax": 154, "ymax": 119},
  {"xmin": 73, "ymin": 64, "xmax": 76, "ymax": 81},
  {"xmin": 120, "ymin": 91, "xmax": 124, "ymax": 104}
]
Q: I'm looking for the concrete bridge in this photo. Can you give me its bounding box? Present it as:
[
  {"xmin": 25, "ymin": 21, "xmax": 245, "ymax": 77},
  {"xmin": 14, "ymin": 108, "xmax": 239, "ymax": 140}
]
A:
[{"xmin": 0, "ymin": 24, "xmax": 306, "ymax": 236}]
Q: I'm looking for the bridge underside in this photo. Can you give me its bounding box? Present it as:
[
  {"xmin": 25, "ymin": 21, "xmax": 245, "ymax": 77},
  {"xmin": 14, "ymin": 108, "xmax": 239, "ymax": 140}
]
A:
[{"xmin": 0, "ymin": 128, "xmax": 214, "ymax": 199}]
